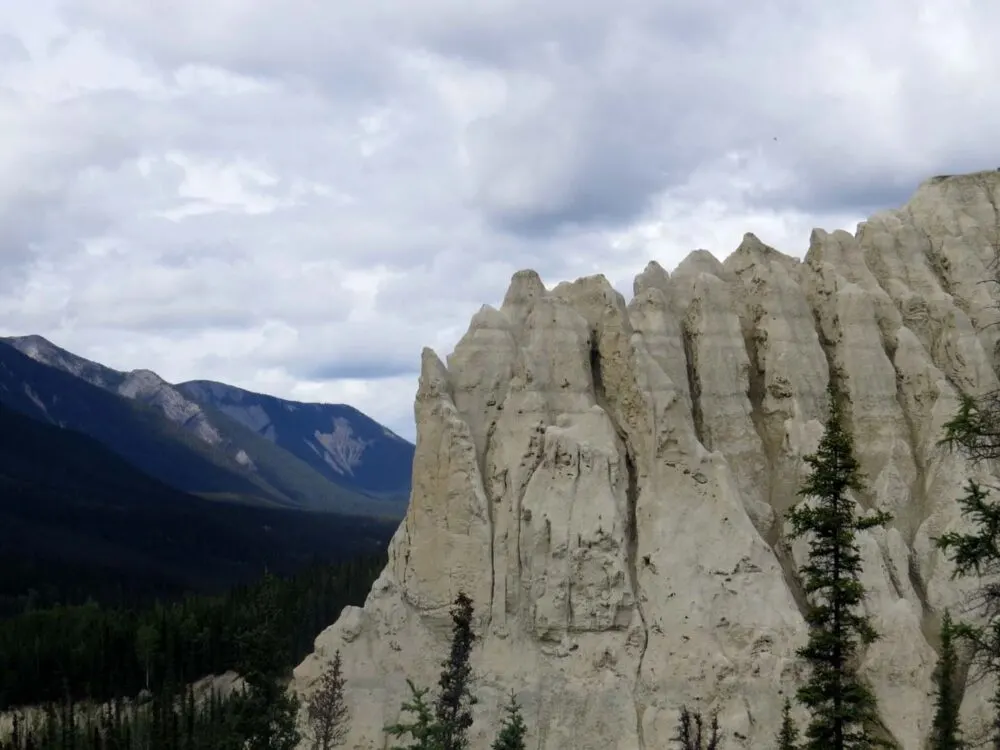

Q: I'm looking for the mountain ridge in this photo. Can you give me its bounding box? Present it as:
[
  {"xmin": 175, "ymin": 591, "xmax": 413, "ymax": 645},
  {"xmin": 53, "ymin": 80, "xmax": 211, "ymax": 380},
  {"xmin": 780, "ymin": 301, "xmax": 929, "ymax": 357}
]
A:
[{"xmin": 1, "ymin": 336, "xmax": 413, "ymax": 516}]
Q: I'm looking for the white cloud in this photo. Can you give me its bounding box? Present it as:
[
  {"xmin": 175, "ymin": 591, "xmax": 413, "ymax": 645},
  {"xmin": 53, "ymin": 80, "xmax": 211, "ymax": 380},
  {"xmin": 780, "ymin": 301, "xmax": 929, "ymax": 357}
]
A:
[{"xmin": 0, "ymin": 0, "xmax": 998, "ymax": 440}]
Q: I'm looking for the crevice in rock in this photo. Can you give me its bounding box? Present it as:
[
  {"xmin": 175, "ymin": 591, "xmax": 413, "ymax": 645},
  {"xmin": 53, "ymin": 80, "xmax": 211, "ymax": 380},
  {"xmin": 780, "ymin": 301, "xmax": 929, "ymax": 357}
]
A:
[
  {"xmin": 588, "ymin": 333, "xmax": 649, "ymax": 750},
  {"xmin": 514, "ymin": 427, "xmax": 545, "ymax": 624},
  {"xmin": 882, "ymin": 328, "xmax": 938, "ymax": 646},
  {"xmin": 481, "ymin": 415, "xmax": 500, "ymax": 629},
  {"xmin": 883, "ymin": 337, "xmax": 932, "ymax": 547},
  {"xmin": 740, "ymin": 311, "xmax": 782, "ymax": 547},
  {"xmin": 681, "ymin": 322, "xmax": 708, "ymax": 447},
  {"xmin": 907, "ymin": 553, "xmax": 938, "ymax": 655},
  {"xmin": 774, "ymin": 539, "xmax": 811, "ymax": 624}
]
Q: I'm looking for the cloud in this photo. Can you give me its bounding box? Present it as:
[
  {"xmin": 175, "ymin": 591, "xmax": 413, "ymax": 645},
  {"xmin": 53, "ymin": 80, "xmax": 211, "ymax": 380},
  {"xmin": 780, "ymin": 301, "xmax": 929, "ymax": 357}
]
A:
[{"xmin": 0, "ymin": 0, "xmax": 998, "ymax": 439}]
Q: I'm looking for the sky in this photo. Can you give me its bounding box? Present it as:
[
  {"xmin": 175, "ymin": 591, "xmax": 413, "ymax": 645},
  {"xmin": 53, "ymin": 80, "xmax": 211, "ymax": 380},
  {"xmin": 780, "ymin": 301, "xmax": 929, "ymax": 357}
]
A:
[{"xmin": 0, "ymin": 1, "xmax": 998, "ymax": 442}]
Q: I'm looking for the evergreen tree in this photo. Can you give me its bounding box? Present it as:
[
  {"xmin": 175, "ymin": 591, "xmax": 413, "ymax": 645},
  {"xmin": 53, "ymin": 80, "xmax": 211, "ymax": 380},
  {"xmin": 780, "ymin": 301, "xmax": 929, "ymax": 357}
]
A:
[
  {"xmin": 930, "ymin": 610, "xmax": 963, "ymax": 750},
  {"xmin": 434, "ymin": 593, "xmax": 476, "ymax": 750},
  {"xmin": 777, "ymin": 698, "xmax": 799, "ymax": 750},
  {"xmin": 935, "ymin": 480, "xmax": 1000, "ymax": 747},
  {"xmin": 305, "ymin": 650, "xmax": 350, "ymax": 750},
  {"xmin": 231, "ymin": 574, "xmax": 300, "ymax": 750},
  {"xmin": 385, "ymin": 681, "xmax": 440, "ymax": 750},
  {"xmin": 491, "ymin": 691, "xmax": 527, "ymax": 750},
  {"xmin": 785, "ymin": 382, "xmax": 891, "ymax": 750},
  {"xmin": 671, "ymin": 706, "xmax": 721, "ymax": 750}
]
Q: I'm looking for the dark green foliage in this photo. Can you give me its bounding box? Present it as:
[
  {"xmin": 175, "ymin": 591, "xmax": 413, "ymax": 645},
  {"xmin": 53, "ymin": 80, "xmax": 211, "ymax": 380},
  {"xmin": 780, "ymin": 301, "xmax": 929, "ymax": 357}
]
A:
[
  {"xmin": 0, "ymin": 401, "xmax": 395, "ymax": 616},
  {"xmin": 385, "ymin": 681, "xmax": 439, "ymax": 750},
  {"xmin": 230, "ymin": 573, "xmax": 301, "ymax": 750},
  {"xmin": 0, "ymin": 551, "xmax": 380, "ymax": 750},
  {"xmin": 0, "ymin": 684, "xmax": 243, "ymax": 750},
  {"xmin": 305, "ymin": 650, "xmax": 349, "ymax": 750},
  {"xmin": 435, "ymin": 593, "xmax": 476, "ymax": 750},
  {"xmin": 777, "ymin": 698, "xmax": 799, "ymax": 750},
  {"xmin": 934, "ymin": 337, "xmax": 1000, "ymax": 747},
  {"xmin": 940, "ymin": 391, "xmax": 1000, "ymax": 464},
  {"xmin": 490, "ymin": 691, "xmax": 526, "ymax": 750},
  {"xmin": 935, "ymin": 481, "xmax": 1000, "ymax": 748},
  {"xmin": 936, "ymin": 480, "xmax": 1000, "ymax": 619},
  {"xmin": 0, "ymin": 556, "xmax": 383, "ymax": 710},
  {"xmin": 930, "ymin": 610, "xmax": 964, "ymax": 750},
  {"xmin": 785, "ymin": 383, "xmax": 891, "ymax": 750},
  {"xmin": 670, "ymin": 706, "xmax": 721, "ymax": 750}
]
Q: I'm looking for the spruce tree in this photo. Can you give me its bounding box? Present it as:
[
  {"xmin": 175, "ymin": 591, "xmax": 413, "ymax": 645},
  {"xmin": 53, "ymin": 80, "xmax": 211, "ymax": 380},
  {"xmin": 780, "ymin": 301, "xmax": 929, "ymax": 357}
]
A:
[
  {"xmin": 930, "ymin": 610, "xmax": 963, "ymax": 750},
  {"xmin": 231, "ymin": 574, "xmax": 300, "ymax": 750},
  {"xmin": 305, "ymin": 649, "xmax": 350, "ymax": 750},
  {"xmin": 491, "ymin": 691, "xmax": 527, "ymax": 750},
  {"xmin": 385, "ymin": 593, "xmax": 478, "ymax": 750},
  {"xmin": 385, "ymin": 681, "xmax": 440, "ymax": 750},
  {"xmin": 434, "ymin": 593, "xmax": 476, "ymax": 750},
  {"xmin": 786, "ymin": 382, "xmax": 891, "ymax": 750},
  {"xmin": 777, "ymin": 698, "xmax": 799, "ymax": 750},
  {"xmin": 935, "ymin": 479, "xmax": 1000, "ymax": 748}
]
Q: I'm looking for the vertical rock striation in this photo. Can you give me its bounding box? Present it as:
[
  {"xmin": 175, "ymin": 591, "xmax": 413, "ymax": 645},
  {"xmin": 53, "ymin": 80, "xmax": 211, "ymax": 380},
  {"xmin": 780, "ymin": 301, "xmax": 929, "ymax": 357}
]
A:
[{"xmin": 293, "ymin": 170, "xmax": 1000, "ymax": 749}]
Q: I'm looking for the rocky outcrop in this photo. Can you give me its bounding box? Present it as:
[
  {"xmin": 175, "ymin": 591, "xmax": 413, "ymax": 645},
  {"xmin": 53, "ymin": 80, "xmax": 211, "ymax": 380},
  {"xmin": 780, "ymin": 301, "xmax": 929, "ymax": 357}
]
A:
[{"xmin": 293, "ymin": 170, "xmax": 1000, "ymax": 749}]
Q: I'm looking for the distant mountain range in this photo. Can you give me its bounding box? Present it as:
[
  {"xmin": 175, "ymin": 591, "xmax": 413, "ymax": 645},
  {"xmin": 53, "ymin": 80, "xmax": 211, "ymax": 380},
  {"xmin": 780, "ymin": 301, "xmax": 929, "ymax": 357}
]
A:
[{"xmin": 0, "ymin": 335, "xmax": 414, "ymax": 518}]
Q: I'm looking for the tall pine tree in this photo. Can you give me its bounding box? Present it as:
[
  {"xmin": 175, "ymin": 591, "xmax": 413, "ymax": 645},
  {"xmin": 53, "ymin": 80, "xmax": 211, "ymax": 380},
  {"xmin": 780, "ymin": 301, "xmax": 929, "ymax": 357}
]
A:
[
  {"xmin": 930, "ymin": 610, "xmax": 963, "ymax": 750},
  {"xmin": 385, "ymin": 592, "xmax": 478, "ymax": 750},
  {"xmin": 231, "ymin": 574, "xmax": 300, "ymax": 750},
  {"xmin": 434, "ymin": 593, "xmax": 476, "ymax": 750},
  {"xmin": 935, "ymin": 479, "xmax": 1000, "ymax": 748},
  {"xmin": 786, "ymin": 382, "xmax": 891, "ymax": 750},
  {"xmin": 777, "ymin": 698, "xmax": 799, "ymax": 750}
]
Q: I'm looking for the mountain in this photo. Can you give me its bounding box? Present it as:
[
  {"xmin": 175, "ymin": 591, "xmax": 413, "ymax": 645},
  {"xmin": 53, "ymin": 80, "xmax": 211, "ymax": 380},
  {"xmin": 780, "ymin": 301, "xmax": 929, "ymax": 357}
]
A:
[
  {"xmin": 177, "ymin": 380, "xmax": 413, "ymax": 504},
  {"xmin": 0, "ymin": 340, "xmax": 284, "ymax": 505},
  {"xmin": 292, "ymin": 169, "xmax": 1000, "ymax": 750},
  {"xmin": 0, "ymin": 337, "xmax": 412, "ymax": 517},
  {"xmin": 0, "ymin": 401, "xmax": 396, "ymax": 614}
]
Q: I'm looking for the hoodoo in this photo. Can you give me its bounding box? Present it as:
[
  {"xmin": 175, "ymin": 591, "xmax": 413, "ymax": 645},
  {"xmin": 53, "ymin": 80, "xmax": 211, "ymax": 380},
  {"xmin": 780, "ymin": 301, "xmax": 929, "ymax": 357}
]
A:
[{"xmin": 293, "ymin": 171, "xmax": 1000, "ymax": 749}]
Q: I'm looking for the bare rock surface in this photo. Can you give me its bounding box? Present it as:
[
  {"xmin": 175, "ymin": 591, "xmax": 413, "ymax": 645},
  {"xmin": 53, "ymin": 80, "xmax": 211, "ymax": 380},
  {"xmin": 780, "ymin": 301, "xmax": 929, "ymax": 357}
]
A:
[{"xmin": 293, "ymin": 170, "xmax": 1000, "ymax": 749}]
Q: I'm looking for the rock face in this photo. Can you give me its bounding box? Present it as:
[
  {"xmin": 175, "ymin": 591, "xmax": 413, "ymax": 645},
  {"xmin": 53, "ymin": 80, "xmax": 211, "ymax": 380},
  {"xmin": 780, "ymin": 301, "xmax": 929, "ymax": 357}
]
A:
[{"xmin": 293, "ymin": 170, "xmax": 1000, "ymax": 749}]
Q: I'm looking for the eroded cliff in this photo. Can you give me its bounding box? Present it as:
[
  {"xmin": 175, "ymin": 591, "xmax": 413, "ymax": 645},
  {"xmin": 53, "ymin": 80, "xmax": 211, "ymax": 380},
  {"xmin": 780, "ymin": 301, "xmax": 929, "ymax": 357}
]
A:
[{"xmin": 293, "ymin": 170, "xmax": 1000, "ymax": 749}]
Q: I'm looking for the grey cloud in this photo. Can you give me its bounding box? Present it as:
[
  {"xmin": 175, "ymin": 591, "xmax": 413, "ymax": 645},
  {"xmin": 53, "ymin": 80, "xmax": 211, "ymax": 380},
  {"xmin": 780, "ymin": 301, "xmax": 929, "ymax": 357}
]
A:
[
  {"xmin": 2, "ymin": 0, "xmax": 999, "ymax": 436},
  {"xmin": 0, "ymin": 34, "xmax": 29, "ymax": 64},
  {"xmin": 304, "ymin": 359, "xmax": 417, "ymax": 381},
  {"xmin": 57, "ymin": 0, "xmax": 1000, "ymax": 241}
]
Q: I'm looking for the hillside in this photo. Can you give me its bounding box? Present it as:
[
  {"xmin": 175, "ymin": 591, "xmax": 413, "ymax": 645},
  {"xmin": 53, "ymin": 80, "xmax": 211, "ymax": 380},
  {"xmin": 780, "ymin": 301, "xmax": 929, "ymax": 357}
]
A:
[
  {"xmin": 178, "ymin": 380, "xmax": 413, "ymax": 510},
  {"xmin": 0, "ymin": 401, "xmax": 395, "ymax": 614},
  {"xmin": 1, "ymin": 337, "xmax": 411, "ymax": 516}
]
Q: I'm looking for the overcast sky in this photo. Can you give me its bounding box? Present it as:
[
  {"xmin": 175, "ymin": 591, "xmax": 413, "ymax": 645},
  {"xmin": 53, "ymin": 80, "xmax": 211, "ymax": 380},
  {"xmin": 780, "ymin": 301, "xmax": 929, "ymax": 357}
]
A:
[{"xmin": 1, "ymin": 1, "xmax": 997, "ymax": 441}]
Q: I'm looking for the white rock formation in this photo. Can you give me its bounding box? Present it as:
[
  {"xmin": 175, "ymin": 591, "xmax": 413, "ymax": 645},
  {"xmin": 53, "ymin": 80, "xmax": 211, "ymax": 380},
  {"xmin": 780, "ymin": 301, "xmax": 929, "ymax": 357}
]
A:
[{"xmin": 293, "ymin": 170, "xmax": 1000, "ymax": 749}]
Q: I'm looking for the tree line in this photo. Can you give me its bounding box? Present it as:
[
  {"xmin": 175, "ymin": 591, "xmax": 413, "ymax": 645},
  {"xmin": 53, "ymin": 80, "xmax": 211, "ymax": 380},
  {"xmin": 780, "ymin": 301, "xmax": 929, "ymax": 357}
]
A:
[
  {"xmin": 0, "ymin": 554, "xmax": 383, "ymax": 710},
  {"xmin": 0, "ymin": 560, "xmax": 314, "ymax": 750}
]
